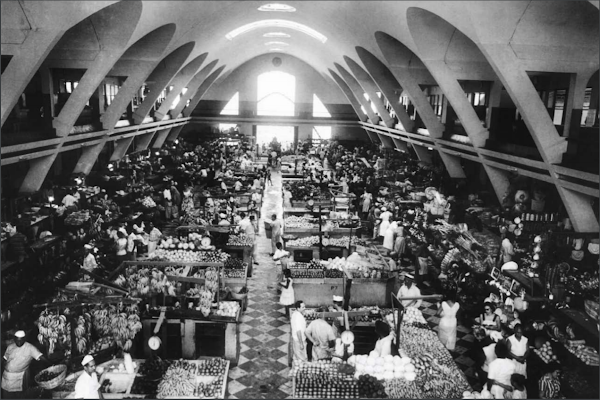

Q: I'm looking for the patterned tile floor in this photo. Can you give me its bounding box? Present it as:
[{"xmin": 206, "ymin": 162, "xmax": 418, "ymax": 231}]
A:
[{"xmin": 225, "ymin": 165, "xmax": 481, "ymax": 399}]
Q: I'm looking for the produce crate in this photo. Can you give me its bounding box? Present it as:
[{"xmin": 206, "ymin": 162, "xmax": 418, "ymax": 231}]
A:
[{"xmin": 209, "ymin": 306, "xmax": 242, "ymax": 323}]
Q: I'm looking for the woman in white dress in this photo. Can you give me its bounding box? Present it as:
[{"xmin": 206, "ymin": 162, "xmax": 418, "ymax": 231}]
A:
[
  {"xmin": 378, "ymin": 207, "xmax": 392, "ymax": 238},
  {"xmin": 506, "ymin": 324, "xmax": 529, "ymax": 377},
  {"xmin": 437, "ymin": 293, "xmax": 460, "ymax": 351},
  {"xmin": 361, "ymin": 191, "xmax": 372, "ymax": 219},
  {"xmin": 383, "ymin": 220, "xmax": 398, "ymax": 253}
]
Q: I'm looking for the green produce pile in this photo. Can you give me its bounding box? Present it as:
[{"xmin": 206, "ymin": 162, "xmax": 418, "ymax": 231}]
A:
[
  {"xmin": 286, "ymin": 236, "xmax": 320, "ymax": 247},
  {"xmin": 294, "ymin": 360, "xmax": 359, "ymax": 398},
  {"xmin": 285, "ymin": 216, "xmax": 319, "ymax": 229}
]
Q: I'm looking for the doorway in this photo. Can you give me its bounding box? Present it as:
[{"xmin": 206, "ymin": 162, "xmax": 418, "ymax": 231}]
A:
[{"xmin": 256, "ymin": 125, "xmax": 295, "ymax": 152}]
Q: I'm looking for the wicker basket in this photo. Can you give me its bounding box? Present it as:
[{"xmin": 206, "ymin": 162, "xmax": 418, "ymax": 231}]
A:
[
  {"xmin": 35, "ymin": 364, "xmax": 67, "ymax": 390},
  {"xmin": 584, "ymin": 300, "xmax": 599, "ymax": 321},
  {"xmin": 230, "ymin": 288, "xmax": 248, "ymax": 300}
]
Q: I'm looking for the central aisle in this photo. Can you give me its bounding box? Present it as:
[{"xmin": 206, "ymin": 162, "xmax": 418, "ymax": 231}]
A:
[{"xmin": 226, "ymin": 167, "xmax": 293, "ymax": 399}]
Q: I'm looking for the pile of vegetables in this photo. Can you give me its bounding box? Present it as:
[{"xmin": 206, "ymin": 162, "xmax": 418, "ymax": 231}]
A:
[
  {"xmin": 285, "ymin": 216, "xmax": 319, "ymax": 229},
  {"xmin": 149, "ymin": 249, "xmax": 228, "ymax": 263},
  {"xmin": 286, "ymin": 236, "xmax": 320, "ymax": 247},
  {"xmin": 141, "ymin": 196, "xmax": 156, "ymax": 208},
  {"xmin": 294, "ymin": 360, "xmax": 359, "ymax": 398},
  {"xmin": 357, "ymin": 374, "xmax": 388, "ymax": 398},
  {"xmin": 226, "ymin": 234, "xmax": 253, "ymax": 246},
  {"xmin": 215, "ymin": 301, "xmax": 240, "ymax": 318},
  {"xmin": 565, "ymin": 341, "xmax": 599, "ymax": 366},
  {"xmin": 288, "ymin": 182, "xmax": 323, "ymax": 199},
  {"xmin": 350, "ymin": 354, "xmax": 416, "ymax": 382},
  {"xmin": 534, "ymin": 340, "xmax": 559, "ymax": 364},
  {"xmin": 155, "ymin": 360, "xmax": 227, "ymax": 399}
]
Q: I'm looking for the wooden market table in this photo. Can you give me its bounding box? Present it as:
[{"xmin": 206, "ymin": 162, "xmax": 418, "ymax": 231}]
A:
[{"xmin": 292, "ymin": 277, "xmax": 392, "ymax": 308}]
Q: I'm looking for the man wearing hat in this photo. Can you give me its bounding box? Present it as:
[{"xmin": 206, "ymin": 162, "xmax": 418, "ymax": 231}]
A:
[
  {"xmin": 397, "ymin": 273, "xmax": 422, "ymax": 309},
  {"xmin": 82, "ymin": 244, "xmax": 98, "ymax": 272},
  {"xmin": 74, "ymin": 355, "xmax": 103, "ymax": 399},
  {"xmin": 2, "ymin": 330, "xmax": 48, "ymax": 397},
  {"xmin": 217, "ymin": 213, "xmax": 231, "ymax": 226}
]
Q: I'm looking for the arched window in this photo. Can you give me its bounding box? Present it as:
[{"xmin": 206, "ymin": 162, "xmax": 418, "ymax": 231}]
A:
[{"xmin": 257, "ymin": 71, "xmax": 295, "ymax": 116}]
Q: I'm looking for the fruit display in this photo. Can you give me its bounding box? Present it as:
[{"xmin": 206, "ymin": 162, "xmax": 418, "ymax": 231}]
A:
[
  {"xmin": 164, "ymin": 265, "xmax": 191, "ymax": 277},
  {"xmin": 89, "ymin": 336, "xmax": 115, "ymax": 353},
  {"xmin": 398, "ymin": 325, "xmax": 456, "ymax": 369},
  {"xmin": 534, "ymin": 340, "xmax": 559, "ymax": 364},
  {"xmin": 91, "ymin": 303, "xmax": 142, "ymax": 352},
  {"xmin": 357, "ymin": 374, "xmax": 388, "ymax": 398},
  {"xmin": 285, "ymin": 216, "xmax": 320, "ymax": 229},
  {"xmin": 141, "ymin": 196, "xmax": 156, "ymax": 208},
  {"xmin": 224, "ymin": 269, "xmax": 245, "ymax": 279},
  {"xmin": 323, "ymin": 236, "xmax": 367, "ymax": 248},
  {"xmin": 156, "ymin": 362, "xmax": 197, "ymax": 398},
  {"xmin": 113, "ymin": 267, "xmax": 177, "ymax": 297},
  {"xmin": 325, "ymin": 269, "xmax": 345, "ymax": 278},
  {"xmin": 226, "ymin": 234, "xmax": 253, "ymax": 246},
  {"xmin": 224, "ymin": 258, "xmax": 244, "ymax": 269},
  {"xmin": 350, "ymin": 354, "xmax": 417, "ymax": 382},
  {"xmin": 401, "ymin": 307, "xmax": 428, "ymax": 325},
  {"xmin": 198, "ymin": 287, "xmax": 214, "ymax": 317},
  {"xmin": 286, "ymin": 236, "xmax": 320, "ymax": 247},
  {"xmin": 37, "ymin": 368, "xmax": 64, "ymax": 382},
  {"xmin": 565, "ymin": 342, "xmax": 600, "ymax": 366},
  {"xmin": 383, "ymin": 377, "xmax": 422, "ymax": 399},
  {"xmin": 215, "ymin": 301, "xmax": 240, "ymax": 318},
  {"xmin": 288, "ymin": 262, "xmax": 310, "ymax": 269},
  {"xmin": 294, "ymin": 360, "xmax": 359, "ymax": 399},
  {"xmin": 64, "ymin": 210, "xmax": 91, "ymax": 226},
  {"xmin": 36, "ymin": 310, "xmax": 71, "ymax": 355},
  {"xmin": 290, "ymin": 269, "xmax": 325, "ymax": 279},
  {"xmin": 73, "ymin": 313, "xmax": 92, "ymax": 355}
]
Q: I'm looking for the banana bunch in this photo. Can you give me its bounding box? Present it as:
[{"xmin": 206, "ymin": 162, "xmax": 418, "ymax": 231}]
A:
[
  {"xmin": 114, "ymin": 274, "xmax": 126, "ymax": 287},
  {"xmin": 205, "ymin": 267, "xmax": 219, "ymax": 293},
  {"xmin": 109, "ymin": 305, "xmax": 142, "ymax": 352},
  {"xmin": 91, "ymin": 308, "xmax": 113, "ymax": 337},
  {"xmin": 74, "ymin": 313, "xmax": 92, "ymax": 355},
  {"xmin": 156, "ymin": 363, "xmax": 196, "ymax": 398},
  {"xmin": 36, "ymin": 311, "xmax": 70, "ymax": 355},
  {"xmin": 198, "ymin": 287, "xmax": 213, "ymax": 317}
]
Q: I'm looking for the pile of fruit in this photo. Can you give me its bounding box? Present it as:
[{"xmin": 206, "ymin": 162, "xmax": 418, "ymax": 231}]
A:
[
  {"xmin": 534, "ymin": 340, "xmax": 559, "ymax": 364},
  {"xmin": 141, "ymin": 196, "xmax": 156, "ymax": 208},
  {"xmin": 73, "ymin": 313, "xmax": 92, "ymax": 355},
  {"xmin": 37, "ymin": 368, "xmax": 64, "ymax": 382},
  {"xmin": 461, "ymin": 389, "xmax": 494, "ymax": 399},
  {"xmin": 164, "ymin": 266, "xmax": 190, "ymax": 277},
  {"xmin": 205, "ymin": 267, "xmax": 219, "ymax": 293},
  {"xmin": 565, "ymin": 341, "xmax": 599, "ymax": 366},
  {"xmin": 224, "ymin": 269, "xmax": 245, "ymax": 279},
  {"xmin": 224, "ymin": 258, "xmax": 244, "ymax": 269},
  {"xmin": 198, "ymin": 287, "xmax": 214, "ymax": 317},
  {"xmin": 196, "ymin": 379, "xmax": 224, "ymax": 398},
  {"xmin": 286, "ymin": 236, "xmax": 320, "ymax": 247},
  {"xmin": 65, "ymin": 210, "xmax": 90, "ymax": 226},
  {"xmin": 36, "ymin": 311, "xmax": 71, "ymax": 355},
  {"xmin": 196, "ymin": 358, "xmax": 228, "ymax": 375},
  {"xmin": 215, "ymin": 301, "xmax": 240, "ymax": 318},
  {"xmin": 226, "ymin": 234, "xmax": 253, "ymax": 246},
  {"xmin": 357, "ymin": 374, "xmax": 388, "ymax": 398},
  {"xmin": 290, "ymin": 269, "xmax": 324, "ymax": 279},
  {"xmin": 402, "ymin": 307, "xmax": 428, "ymax": 325},
  {"xmin": 350, "ymin": 354, "xmax": 416, "ymax": 381},
  {"xmin": 288, "ymin": 262, "xmax": 309, "ymax": 269},
  {"xmin": 89, "ymin": 336, "xmax": 115, "ymax": 353},
  {"xmin": 294, "ymin": 360, "xmax": 359, "ymax": 398},
  {"xmin": 383, "ymin": 377, "xmax": 422, "ymax": 399},
  {"xmin": 399, "ymin": 325, "xmax": 456, "ymax": 368},
  {"xmin": 156, "ymin": 362, "xmax": 197, "ymax": 398},
  {"xmin": 285, "ymin": 216, "xmax": 319, "ymax": 229},
  {"xmin": 323, "ymin": 236, "xmax": 366, "ymax": 247},
  {"xmin": 114, "ymin": 267, "xmax": 177, "ymax": 297},
  {"xmin": 131, "ymin": 359, "xmax": 172, "ymax": 396},
  {"xmin": 325, "ymin": 269, "xmax": 345, "ymax": 278},
  {"xmin": 91, "ymin": 303, "xmax": 142, "ymax": 352}
]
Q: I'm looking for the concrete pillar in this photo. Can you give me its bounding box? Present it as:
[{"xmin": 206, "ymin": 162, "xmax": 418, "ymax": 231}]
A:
[
  {"xmin": 478, "ymin": 45, "xmax": 567, "ymax": 164},
  {"xmin": 182, "ymin": 66, "xmax": 226, "ymax": 118},
  {"xmin": 19, "ymin": 153, "xmax": 60, "ymax": 194},
  {"xmin": 154, "ymin": 54, "xmax": 207, "ymax": 120},
  {"xmin": 437, "ymin": 153, "xmax": 466, "ymax": 179},
  {"xmin": 135, "ymin": 131, "xmax": 156, "ymax": 152},
  {"xmin": 152, "ymin": 128, "xmax": 172, "ymax": 149},
  {"xmin": 334, "ymin": 63, "xmax": 381, "ymax": 125},
  {"xmin": 345, "ymin": 57, "xmax": 396, "ymax": 128},
  {"xmin": 378, "ymin": 134, "xmax": 395, "ymax": 149},
  {"xmin": 110, "ymin": 137, "xmax": 134, "ymax": 161},
  {"xmin": 167, "ymin": 125, "xmax": 185, "ymax": 142},
  {"xmin": 169, "ymin": 60, "xmax": 218, "ymax": 118},
  {"xmin": 391, "ymin": 137, "xmax": 409, "ymax": 152},
  {"xmin": 53, "ymin": 51, "xmax": 127, "ymax": 136},
  {"xmin": 328, "ymin": 69, "xmax": 367, "ymax": 122},
  {"xmin": 365, "ymin": 131, "xmax": 378, "ymax": 143},
  {"xmin": 486, "ymin": 80, "xmax": 503, "ymax": 134},
  {"xmin": 73, "ymin": 142, "xmax": 106, "ymax": 175},
  {"xmin": 563, "ymin": 71, "xmax": 595, "ymax": 139},
  {"xmin": 100, "ymin": 62, "xmax": 156, "ymax": 130},
  {"xmin": 355, "ymin": 48, "xmax": 415, "ymax": 132},
  {"xmin": 132, "ymin": 42, "xmax": 196, "ymax": 125},
  {"xmin": 558, "ymin": 189, "xmax": 599, "ymax": 233},
  {"xmin": 1, "ymin": 30, "xmax": 64, "ymax": 127},
  {"xmin": 411, "ymin": 144, "xmax": 433, "ymax": 163}
]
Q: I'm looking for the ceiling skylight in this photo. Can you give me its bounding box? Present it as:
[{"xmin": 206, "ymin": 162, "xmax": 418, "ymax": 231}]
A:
[
  {"xmin": 269, "ymin": 48, "xmax": 286, "ymax": 52},
  {"xmin": 258, "ymin": 4, "xmax": 296, "ymax": 12},
  {"xmin": 264, "ymin": 41, "xmax": 289, "ymax": 46},
  {"xmin": 226, "ymin": 20, "xmax": 327, "ymax": 43},
  {"xmin": 263, "ymin": 32, "xmax": 290, "ymax": 38}
]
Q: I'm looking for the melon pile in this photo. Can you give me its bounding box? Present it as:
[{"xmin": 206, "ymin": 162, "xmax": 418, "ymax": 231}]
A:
[{"xmin": 348, "ymin": 354, "xmax": 417, "ymax": 381}]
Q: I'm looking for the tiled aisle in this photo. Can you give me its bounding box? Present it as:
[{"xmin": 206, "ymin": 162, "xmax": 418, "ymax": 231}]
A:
[
  {"xmin": 225, "ymin": 165, "xmax": 480, "ymax": 399},
  {"xmin": 227, "ymin": 167, "xmax": 293, "ymax": 399}
]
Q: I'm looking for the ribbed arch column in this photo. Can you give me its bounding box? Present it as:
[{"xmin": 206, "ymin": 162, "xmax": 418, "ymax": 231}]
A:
[
  {"xmin": 334, "ymin": 63, "xmax": 380, "ymax": 125},
  {"xmin": 354, "ymin": 47, "xmax": 414, "ymax": 133},
  {"xmin": 170, "ymin": 60, "xmax": 218, "ymax": 118},
  {"xmin": 100, "ymin": 24, "xmax": 177, "ymax": 130},
  {"xmin": 132, "ymin": 42, "xmax": 196, "ymax": 124},
  {"xmin": 344, "ymin": 56, "xmax": 395, "ymax": 128},
  {"xmin": 183, "ymin": 65, "xmax": 226, "ymax": 117},
  {"xmin": 51, "ymin": 0, "xmax": 143, "ymax": 137},
  {"xmin": 369, "ymin": 36, "xmax": 465, "ymax": 178},
  {"xmin": 327, "ymin": 69, "xmax": 368, "ymax": 122},
  {"xmin": 406, "ymin": 7, "xmax": 510, "ymax": 203},
  {"xmin": 154, "ymin": 53, "xmax": 208, "ymax": 120}
]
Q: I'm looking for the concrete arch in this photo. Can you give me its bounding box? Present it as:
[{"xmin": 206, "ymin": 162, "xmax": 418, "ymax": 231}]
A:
[
  {"xmin": 1, "ymin": 1, "xmax": 117, "ymax": 126},
  {"xmin": 327, "ymin": 69, "xmax": 368, "ymax": 123},
  {"xmin": 183, "ymin": 65, "xmax": 227, "ymax": 118},
  {"xmin": 153, "ymin": 52, "xmax": 208, "ymax": 121},
  {"xmin": 170, "ymin": 60, "xmax": 219, "ymax": 119},
  {"xmin": 358, "ymin": 43, "xmax": 465, "ymax": 179},
  {"xmin": 334, "ymin": 63, "xmax": 380, "ymax": 125},
  {"xmin": 50, "ymin": 0, "xmax": 144, "ymax": 136},
  {"xmin": 344, "ymin": 56, "xmax": 395, "ymax": 129},
  {"xmin": 100, "ymin": 24, "xmax": 177, "ymax": 130}
]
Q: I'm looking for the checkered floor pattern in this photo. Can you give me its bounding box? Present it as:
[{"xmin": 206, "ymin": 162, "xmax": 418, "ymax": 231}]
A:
[{"xmin": 225, "ymin": 168, "xmax": 480, "ymax": 399}]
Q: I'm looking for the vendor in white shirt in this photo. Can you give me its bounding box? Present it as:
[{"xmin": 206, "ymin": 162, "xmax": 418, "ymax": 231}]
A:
[
  {"xmin": 82, "ymin": 244, "xmax": 98, "ymax": 272},
  {"xmin": 74, "ymin": 355, "xmax": 103, "ymax": 399},
  {"xmin": 62, "ymin": 190, "xmax": 79, "ymax": 208},
  {"xmin": 396, "ymin": 273, "xmax": 422, "ymax": 308}
]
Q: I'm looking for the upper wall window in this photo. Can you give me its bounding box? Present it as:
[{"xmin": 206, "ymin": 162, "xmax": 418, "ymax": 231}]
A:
[{"xmin": 257, "ymin": 71, "xmax": 295, "ymax": 116}]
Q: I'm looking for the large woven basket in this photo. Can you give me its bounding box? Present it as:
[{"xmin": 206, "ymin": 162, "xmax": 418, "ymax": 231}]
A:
[
  {"xmin": 584, "ymin": 299, "xmax": 599, "ymax": 321},
  {"xmin": 35, "ymin": 364, "xmax": 67, "ymax": 390}
]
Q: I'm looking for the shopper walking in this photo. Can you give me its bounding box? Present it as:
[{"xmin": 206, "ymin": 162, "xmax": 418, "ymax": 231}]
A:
[
  {"xmin": 265, "ymin": 214, "xmax": 282, "ymax": 255},
  {"xmin": 290, "ymin": 301, "xmax": 308, "ymax": 367},
  {"xmin": 437, "ymin": 292, "xmax": 460, "ymax": 351}
]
